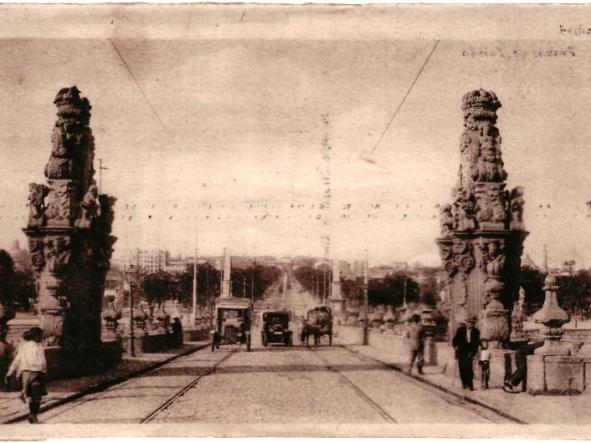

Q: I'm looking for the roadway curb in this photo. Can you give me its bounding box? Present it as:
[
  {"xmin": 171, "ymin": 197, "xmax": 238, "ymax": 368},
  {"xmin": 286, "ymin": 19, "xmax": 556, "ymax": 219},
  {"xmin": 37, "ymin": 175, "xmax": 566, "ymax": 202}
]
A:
[
  {"xmin": 3, "ymin": 342, "xmax": 211, "ymax": 424},
  {"xmin": 342, "ymin": 345, "xmax": 528, "ymax": 425}
]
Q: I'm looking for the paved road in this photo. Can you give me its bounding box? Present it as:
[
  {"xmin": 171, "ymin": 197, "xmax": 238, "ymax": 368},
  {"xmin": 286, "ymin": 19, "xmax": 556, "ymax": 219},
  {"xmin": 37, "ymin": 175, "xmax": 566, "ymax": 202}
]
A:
[{"xmin": 37, "ymin": 344, "xmax": 508, "ymax": 424}]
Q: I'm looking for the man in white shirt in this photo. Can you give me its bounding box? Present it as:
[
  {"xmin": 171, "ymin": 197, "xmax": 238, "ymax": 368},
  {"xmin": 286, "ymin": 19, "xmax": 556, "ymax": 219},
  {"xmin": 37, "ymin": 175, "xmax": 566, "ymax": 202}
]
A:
[{"xmin": 6, "ymin": 327, "xmax": 47, "ymax": 423}]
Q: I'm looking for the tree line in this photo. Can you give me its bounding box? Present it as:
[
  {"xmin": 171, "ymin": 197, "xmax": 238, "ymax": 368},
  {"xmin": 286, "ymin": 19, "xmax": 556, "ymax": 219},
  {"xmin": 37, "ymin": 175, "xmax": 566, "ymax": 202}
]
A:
[
  {"xmin": 138, "ymin": 262, "xmax": 282, "ymax": 306},
  {"xmin": 292, "ymin": 265, "xmax": 440, "ymax": 308}
]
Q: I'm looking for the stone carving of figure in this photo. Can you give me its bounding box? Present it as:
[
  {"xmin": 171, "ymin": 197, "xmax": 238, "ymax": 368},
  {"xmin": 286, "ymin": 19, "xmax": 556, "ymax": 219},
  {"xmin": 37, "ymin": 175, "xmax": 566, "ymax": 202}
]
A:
[
  {"xmin": 440, "ymin": 204, "xmax": 454, "ymax": 235},
  {"xmin": 45, "ymin": 122, "xmax": 75, "ymax": 179},
  {"xmin": 483, "ymin": 241, "xmax": 506, "ymax": 278},
  {"xmin": 27, "ymin": 183, "xmax": 49, "ymax": 227},
  {"xmin": 475, "ymin": 185, "xmax": 506, "ymax": 225},
  {"xmin": 76, "ymin": 183, "xmax": 101, "ymax": 229},
  {"xmin": 45, "ymin": 237, "xmax": 71, "ymax": 276},
  {"xmin": 453, "ymin": 191, "xmax": 477, "ymax": 231},
  {"xmin": 509, "ymin": 186, "xmax": 525, "ymax": 231},
  {"xmin": 489, "ymin": 186, "xmax": 507, "ymax": 223},
  {"xmin": 45, "ymin": 181, "xmax": 76, "ymax": 225}
]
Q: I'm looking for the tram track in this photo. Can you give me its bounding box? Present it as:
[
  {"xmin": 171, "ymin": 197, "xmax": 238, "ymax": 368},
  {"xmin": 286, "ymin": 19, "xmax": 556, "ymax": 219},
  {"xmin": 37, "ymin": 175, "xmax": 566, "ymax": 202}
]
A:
[
  {"xmin": 309, "ymin": 346, "xmax": 398, "ymax": 423},
  {"xmin": 5, "ymin": 342, "xmax": 213, "ymax": 425},
  {"xmin": 339, "ymin": 345, "xmax": 526, "ymax": 425},
  {"xmin": 139, "ymin": 349, "xmax": 236, "ymax": 423}
]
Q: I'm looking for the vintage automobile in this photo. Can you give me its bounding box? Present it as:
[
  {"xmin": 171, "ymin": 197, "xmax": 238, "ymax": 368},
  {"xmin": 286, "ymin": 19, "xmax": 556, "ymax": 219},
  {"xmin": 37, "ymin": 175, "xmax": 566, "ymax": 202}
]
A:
[
  {"xmin": 211, "ymin": 297, "xmax": 252, "ymax": 352},
  {"xmin": 301, "ymin": 305, "xmax": 333, "ymax": 346},
  {"xmin": 261, "ymin": 311, "xmax": 293, "ymax": 347}
]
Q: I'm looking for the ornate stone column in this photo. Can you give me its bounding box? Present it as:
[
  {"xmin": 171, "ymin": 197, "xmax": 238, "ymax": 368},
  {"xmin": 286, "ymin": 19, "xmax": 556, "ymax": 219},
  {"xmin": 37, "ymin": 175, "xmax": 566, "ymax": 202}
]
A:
[
  {"xmin": 22, "ymin": 87, "xmax": 119, "ymax": 376},
  {"xmin": 436, "ymin": 90, "xmax": 528, "ymax": 349}
]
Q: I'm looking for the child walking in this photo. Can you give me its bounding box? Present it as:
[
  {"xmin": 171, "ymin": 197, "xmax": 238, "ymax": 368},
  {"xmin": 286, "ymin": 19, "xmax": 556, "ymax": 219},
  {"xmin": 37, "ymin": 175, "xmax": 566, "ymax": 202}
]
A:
[
  {"xmin": 478, "ymin": 339, "xmax": 491, "ymax": 389},
  {"xmin": 5, "ymin": 327, "xmax": 47, "ymax": 423}
]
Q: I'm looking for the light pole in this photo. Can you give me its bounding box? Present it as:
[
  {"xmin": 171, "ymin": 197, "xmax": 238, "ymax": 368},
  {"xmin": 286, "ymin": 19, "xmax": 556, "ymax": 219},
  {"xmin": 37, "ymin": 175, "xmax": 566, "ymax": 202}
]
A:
[
  {"xmin": 192, "ymin": 228, "xmax": 198, "ymax": 327},
  {"xmin": 127, "ymin": 264, "xmax": 136, "ymax": 357},
  {"xmin": 363, "ymin": 249, "xmax": 369, "ymax": 346},
  {"xmin": 251, "ymin": 259, "xmax": 255, "ymax": 305}
]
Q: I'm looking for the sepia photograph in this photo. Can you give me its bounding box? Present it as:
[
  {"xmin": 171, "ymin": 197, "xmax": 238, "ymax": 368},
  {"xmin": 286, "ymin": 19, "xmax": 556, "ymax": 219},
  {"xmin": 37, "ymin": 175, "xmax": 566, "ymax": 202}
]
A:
[{"xmin": 0, "ymin": 4, "xmax": 589, "ymax": 438}]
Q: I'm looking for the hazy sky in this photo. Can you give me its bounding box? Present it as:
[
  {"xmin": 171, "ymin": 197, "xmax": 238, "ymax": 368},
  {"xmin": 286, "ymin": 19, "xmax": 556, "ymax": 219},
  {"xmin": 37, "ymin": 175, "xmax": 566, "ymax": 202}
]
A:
[{"xmin": 1, "ymin": 35, "xmax": 590, "ymax": 267}]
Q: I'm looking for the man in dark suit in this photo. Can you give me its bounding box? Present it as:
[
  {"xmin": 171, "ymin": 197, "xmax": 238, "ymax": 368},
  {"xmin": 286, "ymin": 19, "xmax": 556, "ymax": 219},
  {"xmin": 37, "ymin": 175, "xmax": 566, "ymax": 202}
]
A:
[{"xmin": 452, "ymin": 316, "xmax": 480, "ymax": 390}]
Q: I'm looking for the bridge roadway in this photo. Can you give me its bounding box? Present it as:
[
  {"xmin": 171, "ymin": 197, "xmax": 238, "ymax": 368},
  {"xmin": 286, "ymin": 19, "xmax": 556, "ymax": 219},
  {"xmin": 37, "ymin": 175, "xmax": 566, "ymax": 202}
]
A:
[{"xmin": 34, "ymin": 344, "xmax": 513, "ymax": 425}]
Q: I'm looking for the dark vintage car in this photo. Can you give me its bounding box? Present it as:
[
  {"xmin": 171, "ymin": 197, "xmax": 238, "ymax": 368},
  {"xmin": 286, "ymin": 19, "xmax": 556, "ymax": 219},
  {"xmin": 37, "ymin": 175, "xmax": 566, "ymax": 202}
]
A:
[
  {"xmin": 301, "ymin": 305, "xmax": 333, "ymax": 346},
  {"xmin": 261, "ymin": 311, "xmax": 293, "ymax": 347},
  {"xmin": 211, "ymin": 297, "xmax": 252, "ymax": 352}
]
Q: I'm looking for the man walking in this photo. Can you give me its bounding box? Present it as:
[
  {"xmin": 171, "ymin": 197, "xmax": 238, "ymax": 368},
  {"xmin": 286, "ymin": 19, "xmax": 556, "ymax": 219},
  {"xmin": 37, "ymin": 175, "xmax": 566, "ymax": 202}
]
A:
[
  {"xmin": 452, "ymin": 316, "xmax": 480, "ymax": 390},
  {"xmin": 405, "ymin": 314, "xmax": 425, "ymax": 375}
]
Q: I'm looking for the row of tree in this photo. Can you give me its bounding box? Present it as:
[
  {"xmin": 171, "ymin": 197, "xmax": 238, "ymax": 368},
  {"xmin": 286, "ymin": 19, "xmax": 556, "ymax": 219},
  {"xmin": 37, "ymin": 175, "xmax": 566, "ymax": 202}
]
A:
[
  {"xmin": 138, "ymin": 263, "xmax": 282, "ymax": 306},
  {"xmin": 520, "ymin": 266, "xmax": 591, "ymax": 315},
  {"xmin": 293, "ymin": 265, "xmax": 440, "ymax": 308},
  {"xmin": 0, "ymin": 251, "xmax": 36, "ymax": 311}
]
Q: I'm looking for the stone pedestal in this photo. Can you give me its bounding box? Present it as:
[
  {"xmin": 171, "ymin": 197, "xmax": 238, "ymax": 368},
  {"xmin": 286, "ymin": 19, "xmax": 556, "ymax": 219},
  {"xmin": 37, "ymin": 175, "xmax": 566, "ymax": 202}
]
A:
[
  {"xmin": 527, "ymin": 355, "xmax": 585, "ymax": 395},
  {"xmin": 45, "ymin": 341, "xmax": 122, "ymax": 379}
]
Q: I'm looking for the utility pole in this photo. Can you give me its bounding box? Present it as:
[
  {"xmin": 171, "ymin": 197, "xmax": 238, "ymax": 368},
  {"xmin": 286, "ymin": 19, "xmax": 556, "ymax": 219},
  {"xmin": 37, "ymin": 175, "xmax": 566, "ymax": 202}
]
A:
[
  {"xmin": 251, "ymin": 259, "xmax": 255, "ymax": 304},
  {"xmin": 322, "ymin": 262, "xmax": 327, "ymax": 305},
  {"xmin": 206, "ymin": 265, "xmax": 212, "ymax": 327},
  {"xmin": 363, "ymin": 249, "xmax": 369, "ymax": 346},
  {"xmin": 192, "ymin": 228, "xmax": 198, "ymax": 327},
  {"xmin": 128, "ymin": 251, "xmax": 139, "ymax": 358},
  {"xmin": 315, "ymin": 275, "xmax": 319, "ymax": 299}
]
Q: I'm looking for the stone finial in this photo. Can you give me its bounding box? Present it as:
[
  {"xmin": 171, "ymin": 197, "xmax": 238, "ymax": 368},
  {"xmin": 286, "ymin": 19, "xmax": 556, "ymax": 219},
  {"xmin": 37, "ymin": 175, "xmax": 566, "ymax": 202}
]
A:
[
  {"xmin": 533, "ymin": 274, "xmax": 571, "ymax": 356},
  {"xmin": 54, "ymin": 86, "xmax": 91, "ymax": 124},
  {"xmin": 461, "ymin": 89, "xmax": 501, "ymax": 115}
]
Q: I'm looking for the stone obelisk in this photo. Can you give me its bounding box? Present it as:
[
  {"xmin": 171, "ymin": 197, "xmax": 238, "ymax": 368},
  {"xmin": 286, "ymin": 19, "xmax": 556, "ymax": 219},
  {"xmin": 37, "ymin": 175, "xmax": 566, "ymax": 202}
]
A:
[
  {"xmin": 436, "ymin": 90, "xmax": 528, "ymax": 349},
  {"xmin": 23, "ymin": 86, "xmax": 120, "ymax": 376},
  {"xmin": 221, "ymin": 248, "xmax": 231, "ymax": 298},
  {"xmin": 329, "ymin": 259, "xmax": 345, "ymax": 323}
]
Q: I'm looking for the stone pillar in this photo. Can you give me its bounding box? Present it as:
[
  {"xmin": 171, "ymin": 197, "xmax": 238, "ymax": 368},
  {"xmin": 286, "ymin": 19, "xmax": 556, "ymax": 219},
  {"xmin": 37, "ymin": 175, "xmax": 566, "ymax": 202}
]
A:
[
  {"xmin": 532, "ymin": 274, "xmax": 570, "ymax": 357},
  {"xmin": 329, "ymin": 259, "xmax": 345, "ymax": 323},
  {"xmin": 22, "ymin": 87, "xmax": 120, "ymax": 377},
  {"xmin": 221, "ymin": 248, "xmax": 231, "ymax": 298},
  {"xmin": 436, "ymin": 90, "xmax": 528, "ymax": 349},
  {"xmin": 528, "ymin": 275, "xmax": 585, "ymax": 394}
]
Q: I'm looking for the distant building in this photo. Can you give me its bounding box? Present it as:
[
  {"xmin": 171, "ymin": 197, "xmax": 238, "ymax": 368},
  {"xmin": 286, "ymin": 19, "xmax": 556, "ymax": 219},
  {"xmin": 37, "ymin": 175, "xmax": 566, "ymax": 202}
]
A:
[{"xmin": 121, "ymin": 249, "xmax": 168, "ymax": 273}]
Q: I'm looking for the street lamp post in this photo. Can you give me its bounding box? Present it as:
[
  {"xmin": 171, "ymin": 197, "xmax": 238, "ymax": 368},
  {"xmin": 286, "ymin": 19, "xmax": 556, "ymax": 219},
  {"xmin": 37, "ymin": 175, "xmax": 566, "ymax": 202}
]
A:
[
  {"xmin": 363, "ymin": 249, "xmax": 369, "ymax": 346},
  {"xmin": 192, "ymin": 229, "xmax": 198, "ymax": 327}
]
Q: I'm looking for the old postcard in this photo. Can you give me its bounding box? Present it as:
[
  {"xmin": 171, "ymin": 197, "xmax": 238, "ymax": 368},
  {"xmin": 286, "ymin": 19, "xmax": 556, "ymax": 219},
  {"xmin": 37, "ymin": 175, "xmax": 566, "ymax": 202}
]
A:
[{"xmin": 0, "ymin": 3, "xmax": 590, "ymax": 439}]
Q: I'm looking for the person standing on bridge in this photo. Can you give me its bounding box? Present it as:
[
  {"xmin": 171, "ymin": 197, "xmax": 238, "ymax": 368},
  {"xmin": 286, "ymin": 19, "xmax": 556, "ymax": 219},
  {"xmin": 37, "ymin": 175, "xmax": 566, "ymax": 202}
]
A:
[
  {"xmin": 405, "ymin": 314, "xmax": 425, "ymax": 375},
  {"xmin": 5, "ymin": 327, "xmax": 47, "ymax": 423},
  {"xmin": 452, "ymin": 316, "xmax": 480, "ymax": 390}
]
